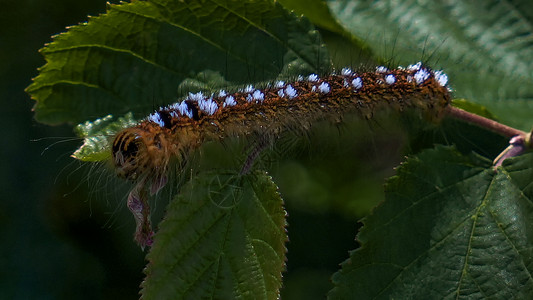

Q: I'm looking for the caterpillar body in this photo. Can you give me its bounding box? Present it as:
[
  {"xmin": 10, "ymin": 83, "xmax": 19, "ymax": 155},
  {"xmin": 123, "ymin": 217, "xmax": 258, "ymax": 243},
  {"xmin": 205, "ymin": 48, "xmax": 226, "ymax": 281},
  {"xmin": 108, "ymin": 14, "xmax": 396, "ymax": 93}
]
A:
[{"xmin": 109, "ymin": 62, "xmax": 451, "ymax": 247}]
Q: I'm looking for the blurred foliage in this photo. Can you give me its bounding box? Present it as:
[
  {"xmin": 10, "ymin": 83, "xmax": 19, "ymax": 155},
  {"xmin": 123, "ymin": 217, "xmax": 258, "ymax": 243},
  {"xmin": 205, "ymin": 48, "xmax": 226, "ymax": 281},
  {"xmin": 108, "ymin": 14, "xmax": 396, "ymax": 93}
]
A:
[{"xmin": 1, "ymin": 0, "xmax": 146, "ymax": 298}]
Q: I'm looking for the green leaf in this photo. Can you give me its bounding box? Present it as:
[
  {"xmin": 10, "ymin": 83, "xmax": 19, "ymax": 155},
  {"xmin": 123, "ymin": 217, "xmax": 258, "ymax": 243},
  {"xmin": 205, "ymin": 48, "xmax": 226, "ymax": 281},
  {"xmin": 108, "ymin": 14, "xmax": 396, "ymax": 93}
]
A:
[
  {"xmin": 277, "ymin": 0, "xmax": 345, "ymax": 34},
  {"xmin": 330, "ymin": 146, "xmax": 533, "ymax": 298},
  {"xmin": 72, "ymin": 112, "xmax": 137, "ymax": 161},
  {"xmin": 142, "ymin": 171, "xmax": 287, "ymax": 300},
  {"xmin": 26, "ymin": 0, "xmax": 330, "ymax": 125},
  {"xmin": 327, "ymin": 0, "xmax": 533, "ymax": 131}
]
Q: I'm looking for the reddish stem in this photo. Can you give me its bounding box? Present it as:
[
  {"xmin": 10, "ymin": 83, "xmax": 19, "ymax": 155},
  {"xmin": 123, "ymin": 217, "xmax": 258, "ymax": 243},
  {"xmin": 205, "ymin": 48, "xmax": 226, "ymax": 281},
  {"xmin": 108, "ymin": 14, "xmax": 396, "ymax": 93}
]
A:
[
  {"xmin": 444, "ymin": 106, "xmax": 526, "ymax": 138},
  {"xmin": 445, "ymin": 106, "xmax": 532, "ymax": 166}
]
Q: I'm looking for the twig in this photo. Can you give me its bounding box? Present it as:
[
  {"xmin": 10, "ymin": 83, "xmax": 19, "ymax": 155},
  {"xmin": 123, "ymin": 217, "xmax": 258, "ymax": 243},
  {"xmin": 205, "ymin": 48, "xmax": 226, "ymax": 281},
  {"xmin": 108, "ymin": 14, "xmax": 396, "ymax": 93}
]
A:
[
  {"xmin": 444, "ymin": 106, "xmax": 526, "ymax": 138},
  {"xmin": 444, "ymin": 106, "xmax": 531, "ymax": 166}
]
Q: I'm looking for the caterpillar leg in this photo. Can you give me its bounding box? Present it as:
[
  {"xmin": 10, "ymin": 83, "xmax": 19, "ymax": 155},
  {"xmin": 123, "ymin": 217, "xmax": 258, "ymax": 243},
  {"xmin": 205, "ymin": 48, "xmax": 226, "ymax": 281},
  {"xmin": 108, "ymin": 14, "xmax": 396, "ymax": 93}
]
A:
[
  {"xmin": 127, "ymin": 181, "xmax": 153, "ymax": 250},
  {"xmin": 240, "ymin": 137, "xmax": 271, "ymax": 175}
]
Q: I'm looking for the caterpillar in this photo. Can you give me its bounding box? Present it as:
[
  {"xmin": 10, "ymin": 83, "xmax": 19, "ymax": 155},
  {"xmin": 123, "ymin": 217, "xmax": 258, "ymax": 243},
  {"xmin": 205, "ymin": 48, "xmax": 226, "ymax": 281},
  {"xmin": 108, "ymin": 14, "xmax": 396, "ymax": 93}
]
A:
[{"xmin": 109, "ymin": 62, "xmax": 451, "ymax": 247}]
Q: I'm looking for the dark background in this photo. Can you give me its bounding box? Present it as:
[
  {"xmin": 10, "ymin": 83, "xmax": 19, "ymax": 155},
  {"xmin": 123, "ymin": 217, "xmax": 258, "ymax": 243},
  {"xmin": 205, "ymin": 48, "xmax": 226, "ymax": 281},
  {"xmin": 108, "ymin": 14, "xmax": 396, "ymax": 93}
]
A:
[
  {"xmin": 1, "ymin": 1, "xmax": 146, "ymax": 298},
  {"xmin": 1, "ymin": 0, "xmax": 401, "ymax": 298}
]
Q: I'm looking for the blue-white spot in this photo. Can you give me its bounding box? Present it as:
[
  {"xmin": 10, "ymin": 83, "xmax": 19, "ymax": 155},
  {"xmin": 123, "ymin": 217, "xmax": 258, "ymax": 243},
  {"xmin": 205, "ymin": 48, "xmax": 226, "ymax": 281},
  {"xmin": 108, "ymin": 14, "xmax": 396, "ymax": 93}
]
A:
[
  {"xmin": 376, "ymin": 66, "xmax": 389, "ymax": 73},
  {"xmin": 285, "ymin": 85, "xmax": 297, "ymax": 99},
  {"xmin": 188, "ymin": 92, "xmax": 204, "ymax": 102},
  {"xmin": 385, "ymin": 74, "xmax": 396, "ymax": 85},
  {"xmin": 341, "ymin": 68, "xmax": 353, "ymax": 76},
  {"xmin": 253, "ymin": 90, "xmax": 264, "ymax": 102},
  {"xmin": 351, "ymin": 77, "xmax": 363, "ymax": 89},
  {"xmin": 277, "ymin": 89, "xmax": 286, "ymax": 98},
  {"xmin": 169, "ymin": 102, "xmax": 180, "ymax": 110},
  {"xmin": 433, "ymin": 70, "xmax": 448, "ymax": 87},
  {"xmin": 198, "ymin": 98, "xmax": 218, "ymax": 115},
  {"xmin": 223, "ymin": 95, "xmax": 236, "ymax": 107},
  {"xmin": 246, "ymin": 94, "xmax": 253, "ymax": 102},
  {"xmin": 407, "ymin": 62, "xmax": 422, "ymax": 71},
  {"xmin": 318, "ymin": 82, "xmax": 330, "ymax": 93},
  {"xmin": 148, "ymin": 112, "xmax": 165, "ymax": 127},
  {"xmin": 178, "ymin": 101, "xmax": 193, "ymax": 118},
  {"xmin": 414, "ymin": 69, "xmax": 430, "ymax": 85},
  {"xmin": 170, "ymin": 111, "xmax": 179, "ymax": 118},
  {"xmin": 275, "ymin": 81, "xmax": 285, "ymax": 88},
  {"xmin": 218, "ymin": 90, "xmax": 227, "ymax": 97},
  {"xmin": 297, "ymin": 75, "xmax": 304, "ymax": 81},
  {"xmin": 308, "ymin": 74, "xmax": 319, "ymax": 82},
  {"xmin": 244, "ymin": 85, "xmax": 254, "ymax": 93},
  {"xmin": 343, "ymin": 79, "xmax": 350, "ymax": 88}
]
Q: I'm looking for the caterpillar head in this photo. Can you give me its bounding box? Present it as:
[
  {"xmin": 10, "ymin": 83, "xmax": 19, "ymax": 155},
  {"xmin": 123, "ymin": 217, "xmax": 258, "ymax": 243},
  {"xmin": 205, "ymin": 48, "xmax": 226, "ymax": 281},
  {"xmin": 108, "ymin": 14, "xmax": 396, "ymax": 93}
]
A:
[{"xmin": 112, "ymin": 125, "xmax": 171, "ymax": 184}]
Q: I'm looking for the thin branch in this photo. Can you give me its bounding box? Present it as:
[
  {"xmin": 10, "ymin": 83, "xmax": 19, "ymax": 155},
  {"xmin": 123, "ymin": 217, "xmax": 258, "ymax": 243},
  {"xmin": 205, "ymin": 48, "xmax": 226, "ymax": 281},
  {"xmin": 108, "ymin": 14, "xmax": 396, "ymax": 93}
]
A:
[
  {"xmin": 444, "ymin": 106, "xmax": 526, "ymax": 138},
  {"xmin": 445, "ymin": 106, "xmax": 532, "ymax": 166}
]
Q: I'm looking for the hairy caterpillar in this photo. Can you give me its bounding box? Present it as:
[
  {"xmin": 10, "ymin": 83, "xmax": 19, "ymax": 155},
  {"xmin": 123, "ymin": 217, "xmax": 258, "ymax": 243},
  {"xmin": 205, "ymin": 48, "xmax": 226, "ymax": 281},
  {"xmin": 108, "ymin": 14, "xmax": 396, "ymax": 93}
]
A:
[{"xmin": 107, "ymin": 62, "xmax": 450, "ymax": 247}]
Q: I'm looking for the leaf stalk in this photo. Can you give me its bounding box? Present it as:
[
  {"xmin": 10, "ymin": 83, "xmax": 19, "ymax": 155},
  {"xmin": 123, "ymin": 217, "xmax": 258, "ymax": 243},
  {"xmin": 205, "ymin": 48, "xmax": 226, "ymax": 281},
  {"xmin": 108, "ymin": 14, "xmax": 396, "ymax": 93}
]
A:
[{"xmin": 444, "ymin": 106, "xmax": 531, "ymax": 166}]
